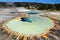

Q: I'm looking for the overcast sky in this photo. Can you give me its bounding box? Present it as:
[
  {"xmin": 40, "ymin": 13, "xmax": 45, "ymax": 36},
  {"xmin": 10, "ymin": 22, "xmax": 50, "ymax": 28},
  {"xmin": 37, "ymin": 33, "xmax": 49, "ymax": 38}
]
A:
[{"xmin": 0, "ymin": 0, "xmax": 60, "ymax": 4}]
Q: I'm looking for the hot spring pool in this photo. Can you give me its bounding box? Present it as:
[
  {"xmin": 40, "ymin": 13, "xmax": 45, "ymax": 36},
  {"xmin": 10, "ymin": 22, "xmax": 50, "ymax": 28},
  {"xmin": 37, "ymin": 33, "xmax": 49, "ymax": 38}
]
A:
[{"xmin": 5, "ymin": 15, "xmax": 54, "ymax": 36}]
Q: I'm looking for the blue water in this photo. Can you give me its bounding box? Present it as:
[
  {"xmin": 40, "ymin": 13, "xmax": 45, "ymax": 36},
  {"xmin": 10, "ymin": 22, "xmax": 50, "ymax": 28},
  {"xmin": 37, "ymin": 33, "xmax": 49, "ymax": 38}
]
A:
[{"xmin": 28, "ymin": 11, "xmax": 38, "ymax": 14}]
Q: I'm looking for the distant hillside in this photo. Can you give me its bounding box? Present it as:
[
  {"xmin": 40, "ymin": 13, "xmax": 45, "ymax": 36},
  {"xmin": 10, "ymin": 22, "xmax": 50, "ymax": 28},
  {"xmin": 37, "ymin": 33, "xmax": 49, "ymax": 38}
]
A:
[{"xmin": 0, "ymin": 2, "xmax": 60, "ymax": 11}]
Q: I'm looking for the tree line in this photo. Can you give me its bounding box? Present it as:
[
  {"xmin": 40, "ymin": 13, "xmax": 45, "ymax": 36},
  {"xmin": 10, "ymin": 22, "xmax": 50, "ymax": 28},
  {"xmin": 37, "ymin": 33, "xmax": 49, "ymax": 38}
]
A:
[{"xmin": 0, "ymin": 2, "xmax": 60, "ymax": 11}]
